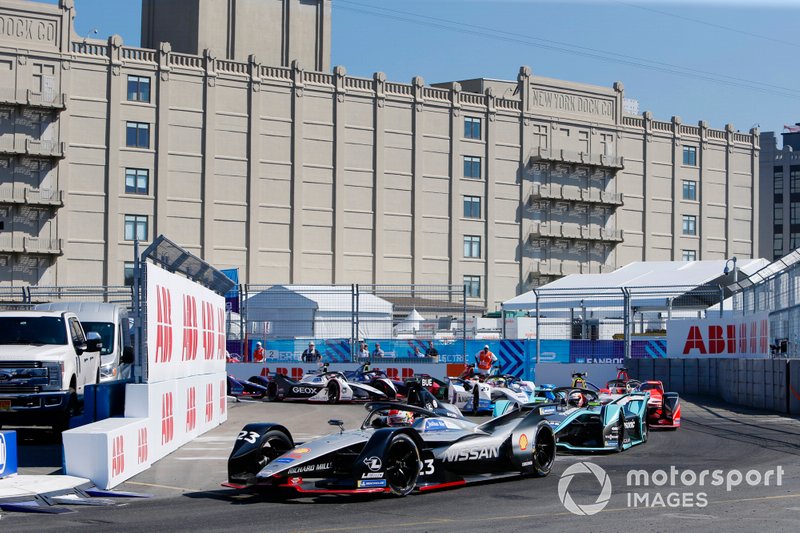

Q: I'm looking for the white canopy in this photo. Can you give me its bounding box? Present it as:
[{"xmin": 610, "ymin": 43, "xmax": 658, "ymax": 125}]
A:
[
  {"xmin": 394, "ymin": 308, "xmax": 425, "ymax": 334},
  {"xmin": 503, "ymin": 259, "xmax": 770, "ymax": 312}
]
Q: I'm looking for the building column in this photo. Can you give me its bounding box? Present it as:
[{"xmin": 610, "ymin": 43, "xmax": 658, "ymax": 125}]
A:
[
  {"xmin": 517, "ymin": 66, "xmax": 532, "ymax": 291},
  {"xmin": 154, "ymin": 42, "xmax": 171, "ymax": 240},
  {"xmin": 725, "ymin": 123, "xmax": 734, "ymax": 258},
  {"xmin": 484, "ymin": 87, "xmax": 497, "ymax": 310},
  {"xmin": 448, "ymin": 82, "xmax": 462, "ymax": 288},
  {"xmin": 332, "ymin": 65, "xmax": 346, "ymax": 283},
  {"xmin": 750, "ymin": 127, "xmax": 760, "ymax": 257},
  {"xmin": 372, "ymin": 72, "xmax": 386, "ymax": 282},
  {"xmin": 103, "ymin": 35, "xmax": 123, "ymax": 285},
  {"xmin": 246, "ymin": 54, "xmax": 262, "ymax": 283},
  {"xmin": 290, "ymin": 60, "xmax": 305, "ymax": 283},
  {"xmin": 411, "ymin": 76, "xmax": 425, "ymax": 284},
  {"xmin": 698, "ymin": 120, "xmax": 708, "ymax": 260},
  {"xmin": 642, "ymin": 111, "xmax": 653, "ymax": 261},
  {"xmin": 201, "ymin": 49, "xmax": 218, "ymax": 262},
  {"xmin": 55, "ymin": 46, "xmax": 73, "ymax": 285},
  {"xmin": 671, "ymin": 115, "xmax": 682, "ymax": 260}
]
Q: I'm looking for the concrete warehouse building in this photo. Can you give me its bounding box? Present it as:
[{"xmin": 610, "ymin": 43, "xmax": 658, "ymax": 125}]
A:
[
  {"xmin": 0, "ymin": 0, "xmax": 759, "ymax": 310},
  {"xmin": 758, "ymin": 127, "xmax": 800, "ymax": 261}
]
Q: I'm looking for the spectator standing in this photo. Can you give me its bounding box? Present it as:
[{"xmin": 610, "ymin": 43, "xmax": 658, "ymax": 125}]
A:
[
  {"xmin": 358, "ymin": 341, "xmax": 369, "ymax": 360},
  {"xmin": 372, "ymin": 343, "xmax": 385, "ymax": 359},
  {"xmin": 302, "ymin": 341, "xmax": 322, "ymax": 362},
  {"xmin": 425, "ymin": 341, "xmax": 438, "ymax": 359},
  {"xmin": 475, "ymin": 344, "xmax": 497, "ymax": 375},
  {"xmin": 253, "ymin": 341, "xmax": 266, "ymax": 363}
]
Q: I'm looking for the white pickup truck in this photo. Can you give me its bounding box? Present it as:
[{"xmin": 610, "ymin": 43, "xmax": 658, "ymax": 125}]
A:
[{"xmin": 0, "ymin": 310, "xmax": 103, "ymax": 431}]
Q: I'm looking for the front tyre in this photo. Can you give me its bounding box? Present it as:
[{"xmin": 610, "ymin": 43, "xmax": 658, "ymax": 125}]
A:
[
  {"xmin": 384, "ymin": 433, "xmax": 421, "ymax": 496},
  {"xmin": 616, "ymin": 413, "xmax": 625, "ymax": 452},
  {"xmin": 531, "ymin": 422, "xmax": 556, "ymax": 477},
  {"xmin": 327, "ymin": 380, "xmax": 341, "ymax": 404}
]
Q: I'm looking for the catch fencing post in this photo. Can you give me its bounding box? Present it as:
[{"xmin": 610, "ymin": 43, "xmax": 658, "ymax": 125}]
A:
[
  {"xmin": 622, "ymin": 287, "xmax": 631, "ymax": 360},
  {"xmin": 534, "ymin": 288, "xmax": 541, "ymax": 365}
]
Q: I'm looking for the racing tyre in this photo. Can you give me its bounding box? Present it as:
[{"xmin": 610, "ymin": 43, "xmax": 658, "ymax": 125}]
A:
[
  {"xmin": 257, "ymin": 430, "xmax": 294, "ymax": 470},
  {"xmin": 471, "ymin": 385, "xmax": 480, "ymax": 415},
  {"xmin": 266, "ymin": 382, "xmax": 280, "ymax": 402},
  {"xmin": 384, "ymin": 433, "xmax": 421, "ymax": 496},
  {"xmin": 531, "ymin": 422, "xmax": 556, "ymax": 477},
  {"xmin": 616, "ymin": 413, "xmax": 625, "ymax": 452},
  {"xmin": 640, "ymin": 418, "xmax": 648, "ymax": 443},
  {"xmin": 327, "ymin": 380, "xmax": 341, "ymax": 404}
]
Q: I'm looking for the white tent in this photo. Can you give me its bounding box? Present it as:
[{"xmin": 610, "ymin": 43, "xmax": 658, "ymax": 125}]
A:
[
  {"xmin": 244, "ymin": 285, "xmax": 393, "ymax": 339},
  {"xmin": 394, "ymin": 308, "xmax": 425, "ymax": 335}
]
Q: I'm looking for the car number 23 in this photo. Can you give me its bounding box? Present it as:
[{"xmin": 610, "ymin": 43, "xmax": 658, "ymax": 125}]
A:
[
  {"xmin": 421, "ymin": 459, "xmax": 435, "ymax": 475},
  {"xmin": 237, "ymin": 430, "xmax": 260, "ymax": 444}
]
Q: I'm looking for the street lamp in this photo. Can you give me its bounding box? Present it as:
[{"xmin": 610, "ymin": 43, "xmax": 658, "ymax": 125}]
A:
[{"xmin": 724, "ymin": 256, "xmax": 738, "ymax": 283}]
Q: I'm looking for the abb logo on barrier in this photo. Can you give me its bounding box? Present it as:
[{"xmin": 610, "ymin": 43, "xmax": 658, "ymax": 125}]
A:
[
  {"xmin": 111, "ymin": 435, "xmax": 125, "ymax": 478},
  {"xmin": 682, "ymin": 319, "xmax": 769, "ymax": 355},
  {"xmin": 186, "ymin": 386, "xmax": 197, "ymax": 432},
  {"xmin": 183, "ymin": 295, "xmax": 199, "ymax": 361},
  {"xmin": 205, "ymin": 383, "xmax": 214, "ymax": 423},
  {"xmin": 161, "ymin": 392, "xmax": 174, "ymax": 445},
  {"xmin": 203, "ymin": 302, "xmax": 215, "ymax": 360},
  {"xmin": 385, "ymin": 368, "xmax": 415, "ymax": 380},
  {"xmin": 137, "ymin": 427, "xmax": 148, "ymax": 464},
  {"xmin": 156, "ymin": 285, "xmax": 173, "ymax": 363},
  {"xmin": 217, "ymin": 307, "xmax": 226, "ymax": 360}
]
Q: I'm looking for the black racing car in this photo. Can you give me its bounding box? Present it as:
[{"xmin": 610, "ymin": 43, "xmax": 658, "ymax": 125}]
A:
[{"xmin": 224, "ymin": 399, "xmax": 556, "ymax": 496}]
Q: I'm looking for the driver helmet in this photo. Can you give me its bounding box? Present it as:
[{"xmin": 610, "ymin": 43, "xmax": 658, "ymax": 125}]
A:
[
  {"xmin": 386, "ymin": 409, "xmax": 414, "ymax": 427},
  {"xmin": 568, "ymin": 391, "xmax": 585, "ymax": 408}
]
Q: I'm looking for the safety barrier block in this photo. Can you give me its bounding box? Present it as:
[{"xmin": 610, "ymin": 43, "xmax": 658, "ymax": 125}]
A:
[
  {"xmin": 1, "ymin": 430, "xmax": 18, "ymax": 479},
  {"xmin": 62, "ymin": 417, "xmax": 151, "ymax": 490}
]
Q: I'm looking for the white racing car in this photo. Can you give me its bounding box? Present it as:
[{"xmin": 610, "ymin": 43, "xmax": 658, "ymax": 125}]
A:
[
  {"xmin": 447, "ymin": 366, "xmax": 533, "ymax": 415},
  {"xmin": 265, "ymin": 364, "xmax": 388, "ymax": 404}
]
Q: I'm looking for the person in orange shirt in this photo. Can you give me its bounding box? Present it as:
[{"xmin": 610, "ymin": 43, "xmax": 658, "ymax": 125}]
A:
[
  {"xmin": 475, "ymin": 344, "xmax": 497, "ymax": 375},
  {"xmin": 253, "ymin": 341, "xmax": 266, "ymax": 362}
]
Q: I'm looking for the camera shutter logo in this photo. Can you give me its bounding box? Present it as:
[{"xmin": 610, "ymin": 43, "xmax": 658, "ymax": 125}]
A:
[{"xmin": 558, "ymin": 461, "xmax": 612, "ymax": 516}]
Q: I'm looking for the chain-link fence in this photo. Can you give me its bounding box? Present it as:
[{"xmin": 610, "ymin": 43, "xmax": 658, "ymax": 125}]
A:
[
  {"xmin": 238, "ymin": 284, "xmax": 469, "ymax": 362},
  {"xmin": 732, "ymin": 250, "xmax": 800, "ymax": 357},
  {"xmin": 0, "ymin": 285, "xmax": 133, "ymax": 311}
]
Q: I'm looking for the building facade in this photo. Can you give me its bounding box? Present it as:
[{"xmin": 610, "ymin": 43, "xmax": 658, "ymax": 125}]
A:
[
  {"xmin": 0, "ymin": 0, "xmax": 759, "ymax": 310},
  {"xmin": 759, "ymin": 128, "xmax": 800, "ymax": 260}
]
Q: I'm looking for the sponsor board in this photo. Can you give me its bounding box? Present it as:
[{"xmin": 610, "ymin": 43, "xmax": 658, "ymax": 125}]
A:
[
  {"xmin": 666, "ymin": 313, "xmax": 769, "ymax": 358},
  {"xmin": 0, "ymin": 431, "xmax": 17, "ymax": 478}
]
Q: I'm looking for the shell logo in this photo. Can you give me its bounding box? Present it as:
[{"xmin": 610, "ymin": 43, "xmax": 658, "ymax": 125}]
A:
[{"xmin": 519, "ymin": 433, "xmax": 528, "ymax": 451}]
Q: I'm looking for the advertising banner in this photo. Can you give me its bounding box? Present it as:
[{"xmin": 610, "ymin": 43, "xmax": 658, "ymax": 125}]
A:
[
  {"xmin": 146, "ymin": 262, "xmax": 226, "ymax": 382},
  {"xmin": 666, "ymin": 313, "xmax": 770, "ymax": 358}
]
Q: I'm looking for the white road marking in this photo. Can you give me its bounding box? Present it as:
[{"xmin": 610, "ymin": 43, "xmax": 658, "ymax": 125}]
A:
[
  {"xmin": 175, "ymin": 456, "xmax": 229, "ymax": 461},
  {"xmin": 180, "ymin": 447, "xmax": 230, "ymax": 451}
]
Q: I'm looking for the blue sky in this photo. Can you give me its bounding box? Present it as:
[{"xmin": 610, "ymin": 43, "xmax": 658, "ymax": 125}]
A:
[{"xmin": 48, "ymin": 0, "xmax": 799, "ymax": 134}]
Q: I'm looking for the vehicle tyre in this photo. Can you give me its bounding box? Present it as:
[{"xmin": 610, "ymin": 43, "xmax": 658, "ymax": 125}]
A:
[
  {"xmin": 616, "ymin": 413, "xmax": 625, "ymax": 452},
  {"xmin": 257, "ymin": 430, "xmax": 294, "ymax": 471},
  {"xmin": 54, "ymin": 389, "xmax": 77, "ymax": 433},
  {"xmin": 327, "ymin": 380, "xmax": 340, "ymax": 404},
  {"xmin": 266, "ymin": 382, "xmax": 280, "ymax": 402},
  {"xmin": 471, "ymin": 385, "xmax": 480, "ymax": 415},
  {"xmin": 640, "ymin": 418, "xmax": 648, "ymax": 443},
  {"xmin": 384, "ymin": 433, "xmax": 421, "ymax": 496},
  {"xmin": 531, "ymin": 422, "xmax": 556, "ymax": 477}
]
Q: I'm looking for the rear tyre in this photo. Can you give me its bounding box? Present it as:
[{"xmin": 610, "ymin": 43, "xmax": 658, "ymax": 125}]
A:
[
  {"xmin": 327, "ymin": 380, "xmax": 340, "ymax": 404},
  {"xmin": 384, "ymin": 433, "xmax": 421, "ymax": 496},
  {"xmin": 616, "ymin": 413, "xmax": 625, "ymax": 452},
  {"xmin": 471, "ymin": 385, "xmax": 480, "ymax": 415},
  {"xmin": 640, "ymin": 418, "xmax": 649, "ymax": 443},
  {"xmin": 266, "ymin": 382, "xmax": 280, "ymax": 401},
  {"xmin": 531, "ymin": 422, "xmax": 556, "ymax": 477}
]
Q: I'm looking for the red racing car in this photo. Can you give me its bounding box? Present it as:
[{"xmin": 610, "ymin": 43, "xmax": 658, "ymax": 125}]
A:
[{"xmin": 638, "ymin": 380, "xmax": 680, "ymax": 429}]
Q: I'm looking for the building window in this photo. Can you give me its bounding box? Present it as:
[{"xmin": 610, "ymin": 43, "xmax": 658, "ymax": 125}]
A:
[
  {"xmin": 464, "ymin": 275, "xmax": 481, "ymax": 298},
  {"xmin": 774, "ymin": 234, "xmax": 784, "ymax": 258},
  {"xmin": 127, "ymin": 75, "xmax": 151, "ymax": 103},
  {"xmin": 791, "ymin": 166, "xmax": 800, "ymax": 193},
  {"xmin": 463, "ymin": 235, "xmax": 481, "ymax": 258},
  {"xmin": 464, "ymin": 117, "xmax": 482, "ymax": 140},
  {"xmin": 463, "ymin": 156, "xmax": 482, "ymax": 179},
  {"xmin": 126, "ymin": 122, "xmax": 150, "ymax": 148},
  {"xmin": 682, "ymin": 146, "xmax": 697, "ymax": 166},
  {"xmin": 125, "ymin": 168, "xmax": 149, "ymax": 195},
  {"xmin": 775, "ymin": 204, "xmax": 784, "ymax": 226},
  {"xmin": 792, "ymin": 234, "xmax": 800, "ymax": 250},
  {"xmin": 774, "ymin": 166, "xmax": 784, "ymax": 195},
  {"xmin": 463, "ymin": 195, "xmax": 481, "ymax": 219},
  {"xmin": 682, "ymin": 214, "xmax": 697, "ymax": 236},
  {"xmin": 124, "ymin": 262, "xmax": 134, "ymax": 286},
  {"xmin": 682, "ymin": 249, "xmax": 697, "ymax": 261},
  {"xmin": 682, "ymin": 180, "xmax": 697, "ymax": 201},
  {"xmin": 124, "ymin": 215, "xmax": 148, "ymax": 241},
  {"xmin": 792, "ymin": 203, "xmax": 800, "ymax": 225}
]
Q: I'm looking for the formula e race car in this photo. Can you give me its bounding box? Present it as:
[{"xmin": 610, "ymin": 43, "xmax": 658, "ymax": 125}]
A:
[
  {"xmin": 264, "ymin": 365, "xmax": 387, "ymax": 404},
  {"xmin": 224, "ymin": 401, "xmax": 557, "ymax": 496},
  {"xmin": 638, "ymin": 380, "xmax": 681, "ymax": 429},
  {"xmin": 227, "ymin": 374, "xmax": 269, "ymax": 400},
  {"xmin": 447, "ymin": 367, "xmax": 532, "ymax": 415},
  {"xmin": 343, "ymin": 364, "xmax": 448, "ymax": 401},
  {"xmin": 542, "ymin": 387, "xmax": 650, "ymax": 452}
]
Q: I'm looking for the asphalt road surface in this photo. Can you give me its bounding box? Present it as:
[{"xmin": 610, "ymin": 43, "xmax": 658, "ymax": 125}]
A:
[{"xmin": 3, "ymin": 397, "xmax": 800, "ymax": 532}]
